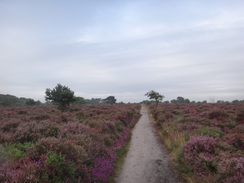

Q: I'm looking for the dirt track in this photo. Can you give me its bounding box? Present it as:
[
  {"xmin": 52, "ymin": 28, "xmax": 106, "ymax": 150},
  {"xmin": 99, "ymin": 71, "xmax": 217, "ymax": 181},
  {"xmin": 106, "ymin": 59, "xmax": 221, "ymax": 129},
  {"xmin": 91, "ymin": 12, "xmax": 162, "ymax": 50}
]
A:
[{"xmin": 116, "ymin": 105, "xmax": 180, "ymax": 183}]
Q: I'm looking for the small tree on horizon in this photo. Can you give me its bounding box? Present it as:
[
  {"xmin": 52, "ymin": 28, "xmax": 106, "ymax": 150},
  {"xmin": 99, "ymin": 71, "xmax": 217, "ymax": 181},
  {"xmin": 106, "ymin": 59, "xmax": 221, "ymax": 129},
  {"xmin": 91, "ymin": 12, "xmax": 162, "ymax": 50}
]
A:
[
  {"xmin": 45, "ymin": 84, "xmax": 76, "ymax": 111},
  {"xmin": 104, "ymin": 96, "xmax": 116, "ymax": 104},
  {"xmin": 145, "ymin": 90, "xmax": 164, "ymax": 106}
]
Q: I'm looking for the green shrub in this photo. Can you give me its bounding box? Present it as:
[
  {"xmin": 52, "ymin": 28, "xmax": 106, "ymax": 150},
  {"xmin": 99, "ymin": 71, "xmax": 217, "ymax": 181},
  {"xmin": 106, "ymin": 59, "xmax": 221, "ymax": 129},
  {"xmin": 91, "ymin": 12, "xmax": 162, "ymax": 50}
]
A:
[
  {"xmin": 194, "ymin": 126, "xmax": 225, "ymax": 138},
  {"xmin": 173, "ymin": 116, "xmax": 183, "ymax": 123},
  {"xmin": 45, "ymin": 151, "xmax": 76, "ymax": 182},
  {"xmin": 6, "ymin": 142, "xmax": 32, "ymax": 160},
  {"xmin": 0, "ymin": 145, "xmax": 8, "ymax": 165},
  {"xmin": 28, "ymin": 137, "xmax": 89, "ymax": 163},
  {"xmin": 218, "ymin": 121, "xmax": 237, "ymax": 129}
]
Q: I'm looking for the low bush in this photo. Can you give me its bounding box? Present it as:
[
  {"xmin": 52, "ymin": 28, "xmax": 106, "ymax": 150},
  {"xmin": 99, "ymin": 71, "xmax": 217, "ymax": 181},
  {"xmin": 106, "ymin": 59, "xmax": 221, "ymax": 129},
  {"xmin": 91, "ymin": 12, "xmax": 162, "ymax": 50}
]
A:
[
  {"xmin": 0, "ymin": 145, "xmax": 8, "ymax": 166},
  {"xmin": 14, "ymin": 120, "xmax": 60, "ymax": 143},
  {"xmin": 223, "ymin": 134, "xmax": 244, "ymax": 150},
  {"xmin": 44, "ymin": 151, "xmax": 76, "ymax": 182},
  {"xmin": 6, "ymin": 142, "xmax": 32, "ymax": 160},
  {"xmin": 0, "ymin": 152, "xmax": 76, "ymax": 183},
  {"xmin": 194, "ymin": 126, "xmax": 225, "ymax": 138},
  {"xmin": 0, "ymin": 119, "xmax": 20, "ymax": 132},
  {"xmin": 0, "ymin": 155, "xmax": 46, "ymax": 182},
  {"xmin": 218, "ymin": 157, "xmax": 244, "ymax": 183},
  {"xmin": 183, "ymin": 135, "xmax": 218, "ymax": 175},
  {"xmin": 28, "ymin": 137, "xmax": 89, "ymax": 164}
]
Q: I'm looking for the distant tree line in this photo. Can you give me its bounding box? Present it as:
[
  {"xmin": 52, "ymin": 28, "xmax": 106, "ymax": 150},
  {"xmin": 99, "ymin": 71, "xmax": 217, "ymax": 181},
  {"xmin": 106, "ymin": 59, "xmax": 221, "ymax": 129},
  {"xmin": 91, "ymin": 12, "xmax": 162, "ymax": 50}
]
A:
[
  {"xmin": 1, "ymin": 85, "xmax": 244, "ymax": 108},
  {"xmin": 0, "ymin": 94, "xmax": 117, "ymax": 108},
  {"xmin": 143, "ymin": 93, "xmax": 244, "ymax": 105},
  {"xmin": 216, "ymin": 99, "xmax": 244, "ymax": 104},
  {"xmin": 0, "ymin": 94, "xmax": 42, "ymax": 107},
  {"xmin": 45, "ymin": 84, "xmax": 117, "ymax": 111},
  {"xmin": 0, "ymin": 84, "xmax": 118, "ymax": 109},
  {"xmin": 169, "ymin": 97, "xmax": 244, "ymax": 104},
  {"xmin": 74, "ymin": 96, "xmax": 117, "ymax": 105}
]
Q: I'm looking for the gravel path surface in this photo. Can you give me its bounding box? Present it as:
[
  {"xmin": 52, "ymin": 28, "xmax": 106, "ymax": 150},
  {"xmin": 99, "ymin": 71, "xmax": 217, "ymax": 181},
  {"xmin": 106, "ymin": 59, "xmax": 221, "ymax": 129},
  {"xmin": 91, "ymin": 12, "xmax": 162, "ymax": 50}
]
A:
[{"xmin": 116, "ymin": 105, "xmax": 180, "ymax": 183}]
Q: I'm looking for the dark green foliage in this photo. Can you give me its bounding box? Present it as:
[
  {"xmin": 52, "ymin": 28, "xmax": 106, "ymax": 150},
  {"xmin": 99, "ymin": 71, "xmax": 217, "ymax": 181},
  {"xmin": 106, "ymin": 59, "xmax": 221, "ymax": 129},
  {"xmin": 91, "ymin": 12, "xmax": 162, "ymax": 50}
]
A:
[
  {"xmin": 0, "ymin": 94, "xmax": 41, "ymax": 107},
  {"xmin": 28, "ymin": 137, "xmax": 89, "ymax": 163},
  {"xmin": 195, "ymin": 126, "xmax": 225, "ymax": 138},
  {"xmin": 45, "ymin": 151, "xmax": 76, "ymax": 182},
  {"xmin": 105, "ymin": 96, "xmax": 117, "ymax": 104},
  {"xmin": 0, "ymin": 145, "xmax": 8, "ymax": 165},
  {"xmin": 171, "ymin": 96, "xmax": 191, "ymax": 104},
  {"xmin": 73, "ymin": 96, "xmax": 86, "ymax": 105},
  {"xmin": 209, "ymin": 110, "xmax": 229, "ymax": 120},
  {"xmin": 26, "ymin": 99, "xmax": 36, "ymax": 106},
  {"xmin": 45, "ymin": 84, "xmax": 76, "ymax": 111},
  {"xmin": 6, "ymin": 142, "xmax": 32, "ymax": 160},
  {"xmin": 145, "ymin": 90, "xmax": 164, "ymax": 106}
]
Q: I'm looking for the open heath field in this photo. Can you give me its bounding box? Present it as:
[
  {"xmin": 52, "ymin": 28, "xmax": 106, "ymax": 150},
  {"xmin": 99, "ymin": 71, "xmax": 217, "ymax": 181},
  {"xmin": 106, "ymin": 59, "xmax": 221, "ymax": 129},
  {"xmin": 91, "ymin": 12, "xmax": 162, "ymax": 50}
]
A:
[
  {"xmin": 0, "ymin": 104, "xmax": 141, "ymax": 182},
  {"xmin": 148, "ymin": 103, "xmax": 244, "ymax": 183}
]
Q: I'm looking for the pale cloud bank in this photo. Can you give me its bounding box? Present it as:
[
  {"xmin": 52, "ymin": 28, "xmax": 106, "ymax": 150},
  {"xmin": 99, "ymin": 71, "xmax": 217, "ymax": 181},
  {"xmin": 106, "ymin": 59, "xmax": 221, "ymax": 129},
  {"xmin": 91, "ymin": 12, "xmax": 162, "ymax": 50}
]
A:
[{"xmin": 1, "ymin": 0, "xmax": 244, "ymax": 103}]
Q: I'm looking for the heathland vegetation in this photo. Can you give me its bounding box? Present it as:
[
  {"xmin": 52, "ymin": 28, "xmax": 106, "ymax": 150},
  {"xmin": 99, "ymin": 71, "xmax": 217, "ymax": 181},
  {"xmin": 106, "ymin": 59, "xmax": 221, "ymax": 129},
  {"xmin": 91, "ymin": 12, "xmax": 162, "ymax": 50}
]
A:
[
  {"xmin": 0, "ymin": 84, "xmax": 118, "ymax": 108},
  {"xmin": 148, "ymin": 103, "xmax": 244, "ymax": 183},
  {"xmin": 0, "ymin": 104, "xmax": 141, "ymax": 182},
  {"xmin": 1, "ymin": 87, "xmax": 243, "ymax": 182},
  {"xmin": 0, "ymin": 94, "xmax": 118, "ymax": 108}
]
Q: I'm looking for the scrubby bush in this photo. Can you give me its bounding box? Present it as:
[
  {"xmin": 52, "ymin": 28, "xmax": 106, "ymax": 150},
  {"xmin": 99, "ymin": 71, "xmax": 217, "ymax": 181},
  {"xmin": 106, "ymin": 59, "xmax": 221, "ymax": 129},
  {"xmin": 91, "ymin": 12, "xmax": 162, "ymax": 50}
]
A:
[
  {"xmin": 0, "ymin": 152, "xmax": 77, "ymax": 183},
  {"xmin": 218, "ymin": 157, "xmax": 244, "ymax": 183},
  {"xmin": 224, "ymin": 134, "xmax": 244, "ymax": 150},
  {"xmin": 6, "ymin": 142, "xmax": 32, "ymax": 160},
  {"xmin": 209, "ymin": 110, "xmax": 229, "ymax": 121},
  {"xmin": 45, "ymin": 151, "xmax": 76, "ymax": 182},
  {"xmin": 92, "ymin": 157, "xmax": 114, "ymax": 182},
  {"xmin": 28, "ymin": 137, "xmax": 89, "ymax": 164},
  {"xmin": 59, "ymin": 122, "xmax": 89, "ymax": 137},
  {"xmin": 14, "ymin": 121, "xmax": 60, "ymax": 142},
  {"xmin": 0, "ymin": 155, "xmax": 46, "ymax": 183},
  {"xmin": 183, "ymin": 135, "xmax": 218, "ymax": 175},
  {"xmin": 0, "ymin": 145, "xmax": 8, "ymax": 166},
  {"xmin": 0, "ymin": 119, "xmax": 20, "ymax": 132},
  {"xmin": 194, "ymin": 126, "xmax": 225, "ymax": 138},
  {"xmin": 236, "ymin": 109, "xmax": 244, "ymax": 124}
]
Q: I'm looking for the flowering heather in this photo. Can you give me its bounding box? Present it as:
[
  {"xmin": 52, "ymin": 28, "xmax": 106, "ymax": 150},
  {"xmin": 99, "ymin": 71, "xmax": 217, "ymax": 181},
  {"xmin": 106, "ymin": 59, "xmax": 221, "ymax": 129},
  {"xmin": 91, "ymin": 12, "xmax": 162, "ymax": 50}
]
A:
[
  {"xmin": 148, "ymin": 103, "xmax": 244, "ymax": 183},
  {"xmin": 0, "ymin": 104, "xmax": 141, "ymax": 182},
  {"xmin": 184, "ymin": 136, "xmax": 218, "ymax": 154},
  {"xmin": 224, "ymin": 134, "xmax": 244, "ymax": 150},
  {"xmin": 218, "ymin": 157, "xmax": 244, "ymax": 183},
  {"xmin": 92, "ymin": 157, "xmax": 114, "ymax": 182},
  {"xmin": 183, "ymin": 135, "xmax": 218, "ymax": 174}
]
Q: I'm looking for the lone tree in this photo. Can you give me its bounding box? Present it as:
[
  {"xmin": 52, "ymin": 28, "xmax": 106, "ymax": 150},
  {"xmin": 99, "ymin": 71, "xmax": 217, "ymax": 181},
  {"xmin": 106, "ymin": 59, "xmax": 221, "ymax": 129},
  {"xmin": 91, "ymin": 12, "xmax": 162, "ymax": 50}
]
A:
[
  {"xmin": 145, "ymin": 90, "xmax": 164, "ymax": 106},
  {"xmin": 45, "ymin": 84, "xmax": 76, "ymax": 111},
  {"xmin": 105, "ymin": 96, "xmax": 116, "ymax": 104}
]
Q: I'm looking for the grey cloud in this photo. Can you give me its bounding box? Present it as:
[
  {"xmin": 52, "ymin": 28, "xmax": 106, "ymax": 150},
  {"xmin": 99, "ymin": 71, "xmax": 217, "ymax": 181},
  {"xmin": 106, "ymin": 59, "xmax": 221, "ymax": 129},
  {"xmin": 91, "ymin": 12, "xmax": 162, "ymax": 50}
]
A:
[{"xmin": 1, "ymin": 0, "xmax": 244, "ymax": 103}]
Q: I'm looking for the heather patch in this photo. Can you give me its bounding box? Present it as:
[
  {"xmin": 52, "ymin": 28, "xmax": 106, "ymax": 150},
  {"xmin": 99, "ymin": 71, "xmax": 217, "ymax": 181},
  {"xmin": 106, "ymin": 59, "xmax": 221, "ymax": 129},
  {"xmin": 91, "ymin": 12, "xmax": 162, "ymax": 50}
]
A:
[
  {"xmin": 0, "ymin": 104, "xmax": 141, "ymax": 182},
  {"xmin": 148, "ymin": 103, "xmax": 244, "ymax": 183},
  {"xmin": 183, "ymin": 135, "xmax": 218, "ymax": 175}
]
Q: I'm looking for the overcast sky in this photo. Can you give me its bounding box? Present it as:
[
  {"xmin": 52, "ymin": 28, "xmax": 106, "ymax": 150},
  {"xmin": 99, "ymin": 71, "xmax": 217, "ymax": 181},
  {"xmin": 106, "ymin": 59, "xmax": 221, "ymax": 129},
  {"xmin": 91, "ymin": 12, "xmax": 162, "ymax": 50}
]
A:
[{"xmin": 1, "ymin": 0, "xmax": 244, "ymax": 103}]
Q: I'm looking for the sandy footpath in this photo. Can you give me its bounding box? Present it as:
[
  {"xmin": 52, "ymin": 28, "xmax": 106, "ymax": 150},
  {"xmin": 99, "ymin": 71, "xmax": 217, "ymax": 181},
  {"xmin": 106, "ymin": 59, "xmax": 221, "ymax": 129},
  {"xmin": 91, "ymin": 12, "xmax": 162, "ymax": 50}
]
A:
[{"xmin": 116, "ymin": 105, "xmax": 180, "ymax": 183}]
